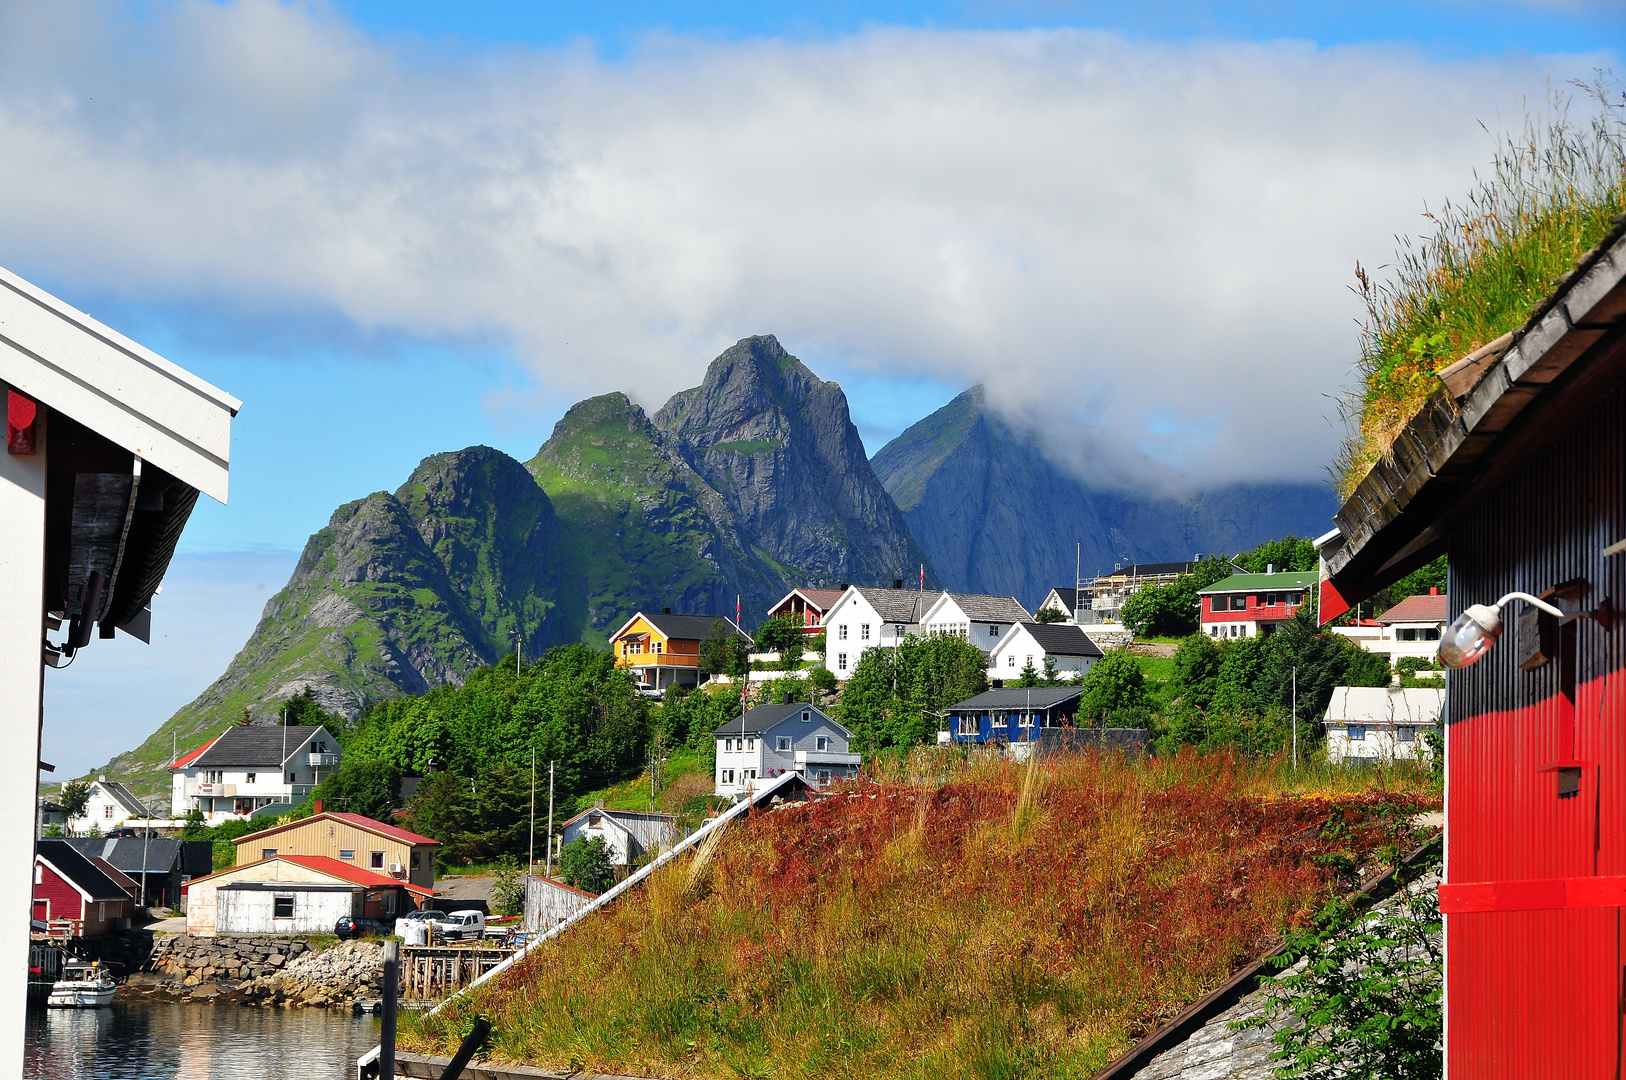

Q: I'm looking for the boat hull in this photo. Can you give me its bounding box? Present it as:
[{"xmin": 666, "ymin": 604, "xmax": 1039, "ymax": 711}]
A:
[{"xmin": 46, "ymin": 984, "xmax": 115, "ymax": 1008}]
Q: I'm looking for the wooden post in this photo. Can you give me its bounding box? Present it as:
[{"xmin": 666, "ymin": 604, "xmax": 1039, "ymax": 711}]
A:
[
  {"xmin": 381, "ymin": 939, "xmax": 399, "ymax": 1080},
  {"xmin": 0, "ymin": 391, "xmax": 46, "ymax": 1078}
]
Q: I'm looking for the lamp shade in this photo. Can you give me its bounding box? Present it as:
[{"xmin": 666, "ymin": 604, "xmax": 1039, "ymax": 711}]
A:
[{"xmin": 1438, "ymin": 604, "xmax": 1503, "ymax": 668}]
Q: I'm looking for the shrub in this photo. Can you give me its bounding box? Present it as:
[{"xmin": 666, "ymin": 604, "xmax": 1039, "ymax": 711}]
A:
[
  {"xmin": 1080, "ymin": 649, "xmax": 1150, "ymax": 723},
  {"xmin": 558, "ymin": 836, "xmax": 615, "ymax": 894}
]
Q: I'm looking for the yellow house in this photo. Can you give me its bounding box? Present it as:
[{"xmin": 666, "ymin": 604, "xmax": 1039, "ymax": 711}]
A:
[
  {"xmin": 609, "ymin": 611, "xmax": 750, "ymax": 696},
  {"xmin": 231, "ymin": 806, "xmax": 438, "ymax": 893}
]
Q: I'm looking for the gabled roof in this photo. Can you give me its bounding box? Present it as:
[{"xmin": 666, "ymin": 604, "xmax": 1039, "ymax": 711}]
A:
[
  {"xmin": 1005, "ymin": 622, "xmax": 1105, "ymax": 658},
  {"xmin": 188, "ymin": 725, "xmax": 329, "ymax": 769},
  {"xmin": 93, "ymin": 781, "xmax": 151, "ymax": 818},
  {"xmin": 1324, "ymin": 686, "xmax": 1445, "ymax": 724},
  {"xmin": 842, "ymin": 586, "xmax": 941, "ymax": 624},
  {"xmin": 1197, "ymin": 571, "xmax": 1317, "ymax": 595},
  {"xmin": 948, "ymin": 687, "xmax": 1084, "ymax": 712},
  {"xmin": 610, "ymin": 611, "xmax": 751, "ymax": 644},
  {"xmin": 183, "ymin": 854, "xmax": 434, "ymax": 898},
  {"xmin": 170, "ymin": 736, "xmax": 219, "ymax": 770},
  {"xmin": 929, "ymin": 592, "xmax": 1032, "ymax": 623},
  {"xmin": 64, "ymin": 837, "xmax": 183, "ymax": 874},
  {"xmin": 1376, "ymin": 593, "xmax": 1449, "ymax": 625},
  {"xmin": 35, "ymin": 840, "xmax": 130, "ymax": 902},
  {"xmin": 89, "ymin": 858, "xmax": 140, "ymax": 900},
  {"xmin": 560, "ymin": 806, "xmax": 679, "ymax": 829},
  {"xmin": 712, "ymin": 701, "xmax": 847, "ymax": 738},
  {"xmin": 1041, "ymin": 587, "xmax": 1078, "ymax": 610},
  {"xmin": 769, "ymin": 587, "xmax": 846, "ymax": 614},
  {"xmin": 231, "ymin": 810, "xmax": 439, "ymax": 849},
  {"xmin": 1319, "ymin": 220, "xmax": 1626, "ymax": 613}
]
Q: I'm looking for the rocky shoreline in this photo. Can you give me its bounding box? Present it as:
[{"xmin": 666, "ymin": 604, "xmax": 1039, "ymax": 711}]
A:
[{"xmin": 120, "ymin": 934, "xmax": 387, "ymax": 1009}]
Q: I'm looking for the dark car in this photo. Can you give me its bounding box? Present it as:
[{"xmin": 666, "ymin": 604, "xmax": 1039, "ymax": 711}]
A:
[{"xmin": 334, "ymin": 916, "xmax": 390, "ymax": 940}]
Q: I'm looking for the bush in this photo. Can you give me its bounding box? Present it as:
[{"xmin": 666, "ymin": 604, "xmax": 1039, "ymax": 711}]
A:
[
  {"xmin": 1034, "ymin": 607, "xmax": 1069, "ymax": 624},
  {"xmin": 1079, "ymin": 650, "xmax": 1149, "ymax": 724},
  {"xmin": 491, "ymin": 856, "xmax": 526, "ymax": 918},
  {"xmin": 559, "ymin": 836, "xmax": 615, "ymax": 894},
  {"xmin": 839, "ymin": 634, "xmax": 989, "ymax": 753}
]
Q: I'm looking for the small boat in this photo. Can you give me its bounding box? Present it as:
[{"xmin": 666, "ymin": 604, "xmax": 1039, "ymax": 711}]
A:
[{"xmin": 46, "ymin": 959, "xmax": 116, "ymax": 1008}]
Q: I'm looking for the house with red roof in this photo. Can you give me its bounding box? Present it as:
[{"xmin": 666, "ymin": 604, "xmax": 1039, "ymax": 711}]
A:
[
  {"xmin": 1328, "ymin": 589, "xmax": 1450, "ymax": 668},
  {"xmin": 182, "ymin": 853, "xmax": 435, "ymax": 936},
  {"xmin": 765, "ymin": 587, "xmax": 847, "ymax": 636},
  {"xmin": 229, "ymin": 803, "xmax": 438, "ymax": 892},
  {"xmin": 169, "ymin": 724, "xmax": 342, "ymax": 825}
]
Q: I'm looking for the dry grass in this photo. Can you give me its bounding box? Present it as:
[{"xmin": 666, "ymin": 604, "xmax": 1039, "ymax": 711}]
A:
[
  {"xmin": 403, "ymin": 751, "xmax": 1436, "ymax": 1079},
  {"xmin": 1337, "ymin": 78, "xmax": 1626, "ymax": 498}
]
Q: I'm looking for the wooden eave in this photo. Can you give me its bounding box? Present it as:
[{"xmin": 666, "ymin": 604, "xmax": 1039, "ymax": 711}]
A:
[{"xmin": 1320, "ymin": 217, "xmax": 1626, "ymax": 613}]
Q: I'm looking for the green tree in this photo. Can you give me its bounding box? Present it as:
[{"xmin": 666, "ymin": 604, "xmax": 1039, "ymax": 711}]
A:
[
  {"xmin": 699, "ymin": 620, "xmax": 750, "ymax": 679},
  {"xmin": 1014, "ymin": 657, "xmax": 1041, "ymax": 687},
  {"xmin": 807, "ymin": 665, "xmax": 838, "ymax": 704},
  {"xmin": 1169, "ymin": 633, "xmax": 1223, "ymax": 709},
  {"xmin": 1034, "ymin": 607, "xmax": 1069, "ymax": 624},
  {"xmin": 1121, "ymin": 556, "xmax": 1235, "ymax": 637},
  {"xmin": 559, "ymin": 836, "xmax": 615, "ymax": 893},
  {"xmin": 491, "ymin": 856, "xmax": 526, "ymax": 917},
  {"xmin": 58, "ymin": 780, "xmax": 92, "ymax": 823},
  {"xmin": 404, "ymin": 771, "xmax": 471, "ymax": 869},
  {"xmin": 1235, "ymin": 535, "xmax": 1319, "ymax": 573},
  {"xmin": 179, "ymin": 807, "xmax": 208, "ymax": 839},
  {"xmin": 1079, "ymin": 650, "xmax": 1149, "ymax": 724},
  {"xmin": 755, "ymin": 614, "xmax": 807, "ymax": 671},
  {"xmin": 279, "ymin": 685, "xmax": 342, "ymax": 732},
  {"xmin": 839, "ymin": 634, "xmax": 989, "ymax": 753},
  {"xmin": 313, "ymin": 759, "xmax": 403, "ymax": 822}
]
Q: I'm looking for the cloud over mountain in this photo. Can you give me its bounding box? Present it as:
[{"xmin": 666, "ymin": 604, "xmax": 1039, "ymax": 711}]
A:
[{"xmin": 0, "ymin": 1, "xmax": 1609, "ymax": 482}]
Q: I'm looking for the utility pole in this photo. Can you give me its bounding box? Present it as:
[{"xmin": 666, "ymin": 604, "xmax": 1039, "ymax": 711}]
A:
[
  {"xmin": 1292, "ymin": 667, "xmax": 1299, "ymax": 771},
  {"xmin": 544, "ymin": 761, "xmax": 555, "ymax": 878},
  {"xmin": 529, "ymin": 748, "xmax": 536, "ymax": 878}
]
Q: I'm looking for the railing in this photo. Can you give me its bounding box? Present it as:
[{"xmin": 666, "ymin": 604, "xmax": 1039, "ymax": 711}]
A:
[
  {"xmin": 617, "ymin": 653, "xmax": 699, "ymax": 667},
  {"xmin": 187, "ymin": 783, "xmax": 236, "ymax": 797},
  {"xmin": 308, "ymin": 753, "xmax": 339, "ymax": 767}
]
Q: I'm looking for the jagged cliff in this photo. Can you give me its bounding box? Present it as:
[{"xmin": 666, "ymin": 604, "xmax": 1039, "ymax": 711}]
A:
[{"xmin": 872, "ymin": 387, "xmax": 1337, "ymax": 608}]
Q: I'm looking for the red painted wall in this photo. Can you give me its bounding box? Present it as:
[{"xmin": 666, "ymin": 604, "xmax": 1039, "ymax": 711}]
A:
[
  {"xmin": 1199, "ymin": 593, "xmax": 1302, "ymax": 625},
  {"xmin": 33, "ymin": 862, "xmax": 85, "ymax": 923}
]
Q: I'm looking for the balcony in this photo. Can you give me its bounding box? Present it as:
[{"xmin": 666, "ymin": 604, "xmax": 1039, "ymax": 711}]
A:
[
  {"xmin": 793, "ymin": 749, "xmax": 862, "ymax": 767},
  {"xmin": 186, "ymin": 782, "xmax": 236, "ymax": 797},
  {"xmin": 308, "ymin": 752, "xmax": 339, "ymax": 767}
]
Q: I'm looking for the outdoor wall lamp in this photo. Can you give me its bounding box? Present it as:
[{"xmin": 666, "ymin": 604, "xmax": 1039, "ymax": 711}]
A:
[{"xmin": 1438, "ymin": 591, "xmax": 1612, "ymax": 669}]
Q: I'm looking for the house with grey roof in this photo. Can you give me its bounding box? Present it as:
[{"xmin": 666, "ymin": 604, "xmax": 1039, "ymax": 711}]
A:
[
  {"xmin": 713, "ymin": 701, "xmax": 859, "ymax": 797},
  {"xmin": 169, "ymin": 724, "xmax": 341, "ymax": 826},
  {"xmin": 945, "ymin": 687, "xmax": 1082, "ymax": 744},
  {"xmin": 820, "ymin": 584, "xmax": 943, "ymax": 678},
  {"xmin": 919, "ymin": 592, "xmax": 1033, "ymax": 655},
  {"xmin": 68, "ymin": 778, "xmax": 152, "ymax": 835},
  {"xmin": 559, "ymin": 807, "xmax": 680, "ymax": 868},
  {"xmin": 988, "ymin": 622, "xmax": 1105, "ymax": 682},
  {"xmin": 62, "ymin": 836, "xmax": 212, "ymax": 908}
]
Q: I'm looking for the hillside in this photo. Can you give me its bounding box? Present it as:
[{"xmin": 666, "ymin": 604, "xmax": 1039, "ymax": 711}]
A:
[
  {"xmin": 873, "ymin": 387, "xmax": 1338, "ymax": 608},
  {"xmin": 406, "ymin": 753, "xmax": 1437, "ymax": 1078}
]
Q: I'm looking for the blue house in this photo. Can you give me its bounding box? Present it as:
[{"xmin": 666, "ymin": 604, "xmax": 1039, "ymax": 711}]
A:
[{"xmin": 945, "ymin": 687, "xmax": 1083, "ymax": 744}]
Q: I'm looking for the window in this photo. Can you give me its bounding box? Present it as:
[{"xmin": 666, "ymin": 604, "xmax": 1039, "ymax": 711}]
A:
[
  {"xmin": 205, "ymin": 770, "xmax": 223, "ymax": 784},
  {"xmin": 838, "ymin": 624, "xmax": 848, "ymax": 640},
  {"xmin": 838, "ymin": 653, "xmax": 847, "ymax": 671},
  {"xmin": 339, "ymin": 849, "xmax": 355, "ymax": 860},
  {"xmin": 246, "ymin": 772, "xmax": 256, "ymax": 784},
  {"xmin": 1347, "ymin": 725, "xmax": 1367, "ymax": 741},
  {"xmin": 1019, "ymin": 712, "xmax": 1036, "ymax": 729},
  {"xmin": 860, "ymin": 623, "xmax": 871, "ymax": 640},
  {"xmin": 384, "ymin": 892, "xmax": 397, "ymax": 916},
  {"xmin": 654, "ymin": 641, "xmax": 663, "ymax": 654},
  {"xmin": 1396, "ymin": 726, "xmax": 1416, "ymax": 743},
  {"xmin": 777, "ymin": 736, "xmax": 791, "ymax": 752},
  {"xmin": 262, "ymin": 848, "xmax": 277, "ymax": 860},
  {"xmin": 99, "ymin": 902, "xmax": 106, "ymax": 921},
  {"xmin": 721, "ymin": 769, "xmax": 736, "ymax": 785},
  {"xmin": 371, "ymin": 852, "xmax": 385, "ymax": 869},
  {"xmin": 287, "ymin": 772, "xmax": 296, "ymax": 783},
  {"xmin": 990, "ymin": 624, "xmax": 1000, "ymax": 637},
  {"xmin": 273, "ymin": 896, "xmax": 294, "ymax": 919},
  {"xmin": 411, "ymin": 852, "xmax": 421, "ymax": 869},
  {"xmin": 104, "ymin": 804, "xmax": 114, "ymax": 819},
  {"xmin": 1007, "ymin": 655, "xmax": 1015, "ymax": 667},
  {"xmin": 818, "ymin": 770, "xmax": 831, "ymax": 785},
  {"xmin": 746, "ymin": 769, "xmax": 757, "ymax": 780},
  {"xmin": 746, "ymin": 737, "xmax": 755, "ymax": 750},
  {"xmin": 802, "ymin": 710, "xmax": 810, "ymax": 722},
  {"xmin": 958, "ymin": 716, "xmax": 977, "ymax": 736},
  {"xmin": 816, "ymin": 736, "xmax": 829, "ymax": 751}
]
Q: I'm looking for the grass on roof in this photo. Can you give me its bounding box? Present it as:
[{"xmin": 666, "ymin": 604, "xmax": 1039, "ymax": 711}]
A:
[{"xmin": 1336, "ymin": 78, "xmax": 1626, "ymax": 499}]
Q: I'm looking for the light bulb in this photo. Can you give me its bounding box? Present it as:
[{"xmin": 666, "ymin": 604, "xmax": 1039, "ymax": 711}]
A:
[{"xmin": 1438, "ymin": 603, "xmax": 1502, "ymax": 668}]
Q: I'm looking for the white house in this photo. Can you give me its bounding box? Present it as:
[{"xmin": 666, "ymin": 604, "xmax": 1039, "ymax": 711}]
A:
[
  {"xmin": 170, "ymin": 725, "xmax": 341, "ymax": 825},
  {"xmin": 1323, "ymin": 686, "xmax": 1444, "ymax": 764},
  {"xmin": 822, "ymin": 585, "xmax": 942, "ymax": 678},
  {"xmin": 1329, "ymin": 592, "xmax": 1449, "ymax": 668},
  {"xmin": 919, "ymin": 592, "xmax": 1033, "ymax": 654},
  {"xmin": 1037, "ymin": 587, "xmax": 1080, "ymax": 620},
  {"xmin": 988, "ymin": 622, "xmax": 1104, "ymax": 682},
  {"xmin": 714, "ymin": 702, "xmax": 860, "ymax": 797},
  {"xmin": 68, "ymin": 779, "xmax": 151, "ymax": 835},
  {"xmin": 559, "ymin": 807, "xmax": 679, "ymax": 868},
  {"xmin": 2, "ymin": 261, "xmax": 236, "ymax": 1063}
]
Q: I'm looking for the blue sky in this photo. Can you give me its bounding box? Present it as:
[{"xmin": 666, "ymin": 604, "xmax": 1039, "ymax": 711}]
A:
[{"xmin": 8, "ymin": 0, "xmax": 1617, "ymax": 778}]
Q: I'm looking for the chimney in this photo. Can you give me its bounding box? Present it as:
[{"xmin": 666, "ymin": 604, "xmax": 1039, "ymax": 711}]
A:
[
  {"xmin": 893, "ymin": 579, "xmax": 904, "ymax": 589},
  {"xmin": 662, "ymin": 607, "xmax": 671, "ymax": 614},
  {"xmin": 313, "ymin": 798, "xmax": 323, "ymax": 815},
  {"xmin": 839, "ymin": 583, "xmax": 850, "ymax": 591},
  {"xmin": 1430, "ymin": 586, "xmax": 1439, "ymax": 596},
  {"xmin": 1265, "ymin": 563, "xmax": 1275, "ymax": 575}
]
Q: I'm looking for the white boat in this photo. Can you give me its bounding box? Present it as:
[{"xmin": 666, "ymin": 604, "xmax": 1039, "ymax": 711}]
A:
[{"xmin": 46, "ymin": 959, "xmax": 116, "ymax": 1008}]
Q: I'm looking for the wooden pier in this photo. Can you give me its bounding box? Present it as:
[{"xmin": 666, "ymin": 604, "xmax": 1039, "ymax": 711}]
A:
[{"xmin": 399, "ymin": 945, "xmax": 516, "ymax": 1002}]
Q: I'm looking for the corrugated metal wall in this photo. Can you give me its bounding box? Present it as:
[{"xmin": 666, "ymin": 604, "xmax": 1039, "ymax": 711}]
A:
[{"xmin": 1446, "ymin": 362, "xmax": 1626, "ymax": 1078}]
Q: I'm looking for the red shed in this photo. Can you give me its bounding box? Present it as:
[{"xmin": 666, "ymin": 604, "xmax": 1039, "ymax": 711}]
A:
[
  {"xmin": 1318, "ymin": 219, "xmax": 1626, "ymax": 1076},
  {"xmin": 34, "ymin": 839, "xmax": 131, "ymax": 937}
]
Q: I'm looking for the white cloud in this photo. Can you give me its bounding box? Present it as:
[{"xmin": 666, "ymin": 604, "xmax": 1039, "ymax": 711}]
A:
[{"xmin": 0, "ymin": 1, "xmax": 1611, "ymax": 483}]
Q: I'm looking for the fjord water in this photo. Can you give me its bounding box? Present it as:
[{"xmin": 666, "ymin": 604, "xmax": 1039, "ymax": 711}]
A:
[{"xmin": 27, "ymin": 1003, "xmax": 380, "ymax": 1079}]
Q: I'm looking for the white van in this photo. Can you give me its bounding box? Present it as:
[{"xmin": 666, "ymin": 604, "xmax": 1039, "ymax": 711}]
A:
[{"xmin": 435, "ymin": 910, "xmax": 486, "ymax": 940}]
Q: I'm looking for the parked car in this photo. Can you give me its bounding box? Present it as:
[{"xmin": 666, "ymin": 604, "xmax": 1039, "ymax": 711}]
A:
[
  {"xmin": 434, "ymin": 910, "xmax": 486, "ymax": 941},
  {"xmin": 334, "ymin": 916, "xmax": 390, "ymax": 940}
]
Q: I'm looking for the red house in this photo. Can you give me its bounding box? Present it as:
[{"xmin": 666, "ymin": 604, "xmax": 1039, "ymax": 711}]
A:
[
  {"xmin": 765, "ymin": 587, "xmax": 846, "ymax": 636},
  {"xmin": 34, "ymin": 840, "xmax": 132, "ymax": 937},
  {"xmin": 1317, "ymin": 219, "xmax": 1626, "ymax": 1075},
  {"xmin": 1197, "ymin": 568, "xmax": 1315, "ymax": 639}
]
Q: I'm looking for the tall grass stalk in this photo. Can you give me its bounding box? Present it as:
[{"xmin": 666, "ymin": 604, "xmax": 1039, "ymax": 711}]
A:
[
  {"xmin": 1337, "ymin": 77, "xmax": 1626, "ymax": 498},
  {"xmin": 403, "ymin": 751, "xmax": 1436, "ymax": 1079}
]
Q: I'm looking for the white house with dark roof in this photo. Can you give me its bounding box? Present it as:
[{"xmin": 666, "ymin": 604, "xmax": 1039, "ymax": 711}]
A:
[
  {"xmin": 1324, "ymin": 686, "xmax": 1443, "ymax": 764},
  {"xmin": 714, "ymin": 702, "xmax": 859, "ymax": 796},
  {"xmin": 559, "ymin": 807, "xmax": 680, "ymax": 868},
  {"xmin": 169, "ymin": 725, "xmax": 341, "ymax": 825},
  {"xmin": 68, "ymin": 779, "xmax": 152, "ymax": 835},
  {"xmin": 988, "ymin": 622, "xmax": 1104, "ymax": 682},
  {"xmin": 919, "ymin": 592, "xmax": 1033, "ymax": 654},
  {"xmin": 821, "ymin": 585, "xmax": 942, "ymax": 678}
]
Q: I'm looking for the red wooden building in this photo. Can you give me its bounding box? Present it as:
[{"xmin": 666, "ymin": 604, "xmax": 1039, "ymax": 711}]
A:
[
  {"xmin": 33, "ymin": 840, "xmax": 131, "ymax": 937},
  {"xmin": 766, "ymin": 587, "xmax": 846, "ymax": 636},
  {"xmin": 1318, "ymin": 219, "xmax": 1626, "ymax": 1075}
]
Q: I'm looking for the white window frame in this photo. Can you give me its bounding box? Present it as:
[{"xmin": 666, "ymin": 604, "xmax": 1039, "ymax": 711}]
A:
[
  {"xmin": 776, "ymin": 736, "xmax": 791, "ymax": 752},
  {"xmin": 721, "ymin": 769, "xmax": 736, "ymax": 785},
  {"xmin": 816, "ymin": 736, "xmax": 829, "ymax": 751},
  {"xmin": 838, "ymin": 653, "xmax": 847, "ymax": 671},
  {"xmin": 838, "ymin": 624, "xmax": 848, "ymax": 641},
  {"xmin": 860, "ymin": 623, "xmax": 871, "ymax": 640}
]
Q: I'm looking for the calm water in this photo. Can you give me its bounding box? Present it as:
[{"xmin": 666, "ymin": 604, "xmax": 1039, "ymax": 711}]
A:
[{"xmin": 26, "ymin": 1003, "xmax": 382, "ymax": 1080}]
